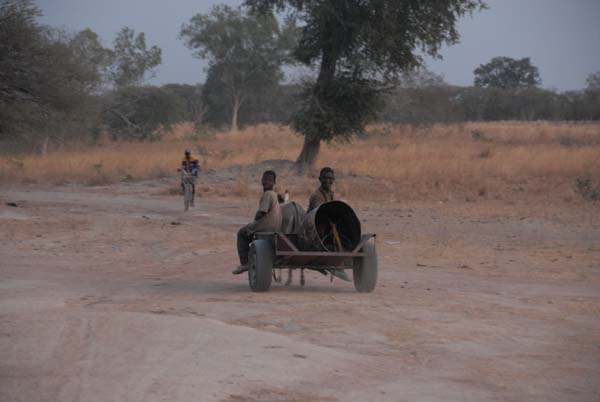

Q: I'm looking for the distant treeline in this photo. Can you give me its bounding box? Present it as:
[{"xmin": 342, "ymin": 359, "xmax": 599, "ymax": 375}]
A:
[
  {"xmin": 382, "ymin": 85, "xmax": 600, "ymax": 123},
  {"xmin": 4, "ymin": 80, "xmax": 600, "ymax": 153},
  {"xmin": 115, "ymin": 82, "xmax": 600, "ymax": 128}
]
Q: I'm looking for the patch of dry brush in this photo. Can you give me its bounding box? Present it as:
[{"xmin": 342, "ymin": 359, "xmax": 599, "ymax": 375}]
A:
[{"xmin": 1, "ymin": 121, "xmax": 599, "ymax": 201}]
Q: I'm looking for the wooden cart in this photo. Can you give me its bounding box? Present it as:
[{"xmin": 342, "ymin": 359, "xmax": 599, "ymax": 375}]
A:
[{"xmin": 247, "ymin": 231, "xmax": 377, "ymax": 292}]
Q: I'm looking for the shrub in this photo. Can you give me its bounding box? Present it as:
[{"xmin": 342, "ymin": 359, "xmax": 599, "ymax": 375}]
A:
[{"xmin": 574, "ymin": 176, "xmax": 600, "ymax": 201}]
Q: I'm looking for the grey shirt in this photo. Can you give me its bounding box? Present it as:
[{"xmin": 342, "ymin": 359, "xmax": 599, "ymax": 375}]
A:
[{"xmin": 248, "ymin": 190, "xmax": 282, "ymax": 232}]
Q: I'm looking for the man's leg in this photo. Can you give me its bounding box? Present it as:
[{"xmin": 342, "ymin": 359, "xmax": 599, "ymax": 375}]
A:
[
  {"xmin": 233, "ymin": 225, "xmax": 254, "ymax": 274},
  {"xmin": 190, "ymin": 182, "xmax": 195, "ymax": 206}
]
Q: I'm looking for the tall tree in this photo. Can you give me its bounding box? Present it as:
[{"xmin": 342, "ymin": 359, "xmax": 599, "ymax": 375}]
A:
[
  {"xmin": 110, "ymin": 27, "xmax": 162, "ymax": 88},
  {"xmin": 0, "ymin": 0, "xmax": 41, "ymax": 103},
  {"xmin": 246, "ymin": 0, "xmax": 486, "ymax": 169},
  {"xmin": 0, "ymin": 0, "xmax": 105, "ymax": 151},
  {"xmin": 69, "ymin": 28, "xmax": 114, "ymax": 91},
  {"xmin": 474, "ymin": 56, "xmax": 541, "ymax": 90},
  {"xmin": 102, "ymin": 27, "xmax": 164, "ymax": 138},
  {"xmin": 180, "ymin": 5, "xmax": 295, "ymax": 131}
]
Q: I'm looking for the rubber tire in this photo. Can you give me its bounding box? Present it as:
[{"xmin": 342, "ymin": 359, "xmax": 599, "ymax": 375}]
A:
[
  {"xmin": 353, "ymin": 239, "xmax": 377, "ymax": 292},
  {"xmin": 248, "ymin": 239, "xmax": 274, "ymax": 292},
  {"xmin": 183, "ymin": 182, "xmax": 192, "ymax": 211}
]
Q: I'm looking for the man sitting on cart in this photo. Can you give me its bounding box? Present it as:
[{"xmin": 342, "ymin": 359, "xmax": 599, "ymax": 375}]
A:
[
  {"xmin": 308, "ymin": 167, "xmax": 351, "ymax": 281},
  {"xmin": 233, "ymin": 170, "xmax": 282, "ymax": 275},
  {"xmin": 308, "ymin": 167, "xmax": 335, "ymax": 212}
]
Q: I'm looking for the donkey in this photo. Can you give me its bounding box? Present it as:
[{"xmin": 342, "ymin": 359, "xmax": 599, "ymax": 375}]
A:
[{"xmin": 277, "ymin": 194, "xmax": 307, "ymax": 286}]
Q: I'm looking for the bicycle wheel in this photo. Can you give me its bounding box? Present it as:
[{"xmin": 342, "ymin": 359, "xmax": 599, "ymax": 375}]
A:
[{"xmin": 183, "ymin": 181, "xmax": 192, "ymax": 211}]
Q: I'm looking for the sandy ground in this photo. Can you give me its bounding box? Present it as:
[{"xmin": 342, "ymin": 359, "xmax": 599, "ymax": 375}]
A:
[{"xmin": 1, "ymin": 175, "xmax": 599, "ymax": 402}]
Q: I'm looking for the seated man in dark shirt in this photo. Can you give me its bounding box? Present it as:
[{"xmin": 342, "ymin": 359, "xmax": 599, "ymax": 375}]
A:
[
  {"xmin": 308, "ymin": 167, "xmax": 351, "ymax": 282},
  {"xmin": 308, "ymin": 167, "xmax": 335, "ymax": 213}
]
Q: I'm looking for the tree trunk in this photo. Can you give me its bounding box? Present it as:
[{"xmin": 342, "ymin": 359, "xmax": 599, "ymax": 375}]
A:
[
  {"xmin": 295, "ymin": 135, "xmax": 321, "ymax": 172},
  {"xmin": 40, "ymin": 136, "xmax": 49, "ymax": 155},
  {"xmin": 294, "ymin": 48, "xmax": 338, "ymax": 171},
  {"xmin": 108, "ymin": 107, "xmax": 140, "ymax": 137},
  {"xmin": 231, "ymin": 95, "xmax": 241, "ymax": 132}
]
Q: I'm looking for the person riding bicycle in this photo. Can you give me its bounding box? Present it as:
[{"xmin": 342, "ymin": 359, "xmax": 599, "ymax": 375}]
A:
[{"xmin": 181, "ymin": 148, "xmax": 199, "ymax": 206}]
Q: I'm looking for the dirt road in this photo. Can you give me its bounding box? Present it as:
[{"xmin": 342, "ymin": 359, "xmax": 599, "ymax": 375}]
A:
[{"xmin": 1, "ymin": 177, "xmax": 599, "ymax": 402}]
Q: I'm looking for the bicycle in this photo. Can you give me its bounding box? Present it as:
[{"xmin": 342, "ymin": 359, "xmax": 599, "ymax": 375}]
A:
[{"xmin": 178, "ymin": 169, "xmax": 195, "ymax": 211}]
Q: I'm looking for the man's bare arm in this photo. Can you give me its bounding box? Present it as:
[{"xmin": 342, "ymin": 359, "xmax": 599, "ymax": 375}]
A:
[{"xmin": 307, "ymin": 193, "xmax": 318, "ymax": 213}]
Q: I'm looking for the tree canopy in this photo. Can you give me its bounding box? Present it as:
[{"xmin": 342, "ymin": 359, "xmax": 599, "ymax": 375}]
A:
[
  {"xmin": 474, "ymin": 56, "xmax": 541, "ymax": 90},
  {"xmin": 0, "ymin": 0, "xmax": 106, "ymax": 151},
  {"xmin": 110, "ymin": 27, "xmax": 162, "ymax": 88},
  {"xmin": 586, "ymin": 71, "xmax": 600, "ymax": 92},
  {"xmin": 0, "ymin": 0, "xmax": 168, "ymax": 151},
  {"xmin": 180, "ymin": 5, "xmax": 296, "ymax": 131},
  {"xmin": 103, "ymin": 86, "xmax": 187, "ymax": 140},
  {"xmin": 69, "ymin": 28, "xmax": 115, "ymax": 92},
  {"xmin": 245, "ymin": 0, "xmax": 487, "ymax": 168}
]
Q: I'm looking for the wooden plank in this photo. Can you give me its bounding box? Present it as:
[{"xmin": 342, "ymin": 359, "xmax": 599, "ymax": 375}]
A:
[
  {"xmin": 275, "ymin": 265, "xmax": 349, "ymax": 270},
  {"xmin": 351, "ymin": 234, "xmax": 376, "ymax": 253},
  {"xmin": 275, "ymin": 251, "xmax": 365, "ymax": 257},
  {"xmin": 331, "ymin": 222, "xmax": 344, "ymax": 251},
  {"xmin": 276, "ymin": 232, "xmax": 299, "ymax": 252}
]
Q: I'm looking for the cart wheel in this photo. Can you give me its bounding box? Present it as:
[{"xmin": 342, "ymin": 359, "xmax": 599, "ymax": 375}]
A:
[
  {"xmin": 248, "ymin": 239, "xmax": 273, "ymax": 292},
  {"xmin": 353, "ymin": 239, "xmax": 377, "ymax": 292}
]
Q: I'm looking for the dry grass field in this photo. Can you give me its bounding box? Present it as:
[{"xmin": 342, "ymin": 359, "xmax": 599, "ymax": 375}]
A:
[{"xmin": 1, "ymin": 121, "xmax": 599, "ymax": 202}]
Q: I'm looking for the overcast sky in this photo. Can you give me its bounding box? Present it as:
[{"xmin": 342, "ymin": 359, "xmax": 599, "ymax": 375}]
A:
[{"xmin": 37, "ymin": 0, "xmax": 600, "ymax": 91}]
